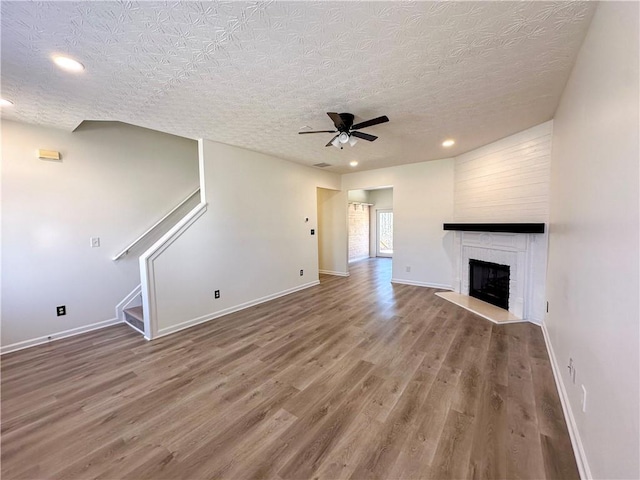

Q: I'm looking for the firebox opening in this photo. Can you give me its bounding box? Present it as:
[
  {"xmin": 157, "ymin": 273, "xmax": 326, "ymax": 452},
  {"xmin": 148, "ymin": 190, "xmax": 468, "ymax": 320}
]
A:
[{"xmin": 469, "ymin": 259, "xmax": 510, "ymax": 310}]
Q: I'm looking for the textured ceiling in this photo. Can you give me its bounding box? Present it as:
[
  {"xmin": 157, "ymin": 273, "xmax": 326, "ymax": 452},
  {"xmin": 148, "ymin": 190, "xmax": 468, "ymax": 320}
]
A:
[{"xmin": 1, "ymin": 1, "xmax": 595, "ymax": 173}]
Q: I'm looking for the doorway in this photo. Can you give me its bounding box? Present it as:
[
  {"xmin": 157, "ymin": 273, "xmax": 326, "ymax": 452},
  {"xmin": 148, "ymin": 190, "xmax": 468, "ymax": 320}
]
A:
[
  {"xmin": 346, "ymin": 187, "xmax": 393, "ymax": 267},
  {"xmin": 317, "ymin": 187, "xmax": 347, "ymax": 278},
  {"xmin": 376, "ymin": 209, "xmax": 393, "ymax": 257}
]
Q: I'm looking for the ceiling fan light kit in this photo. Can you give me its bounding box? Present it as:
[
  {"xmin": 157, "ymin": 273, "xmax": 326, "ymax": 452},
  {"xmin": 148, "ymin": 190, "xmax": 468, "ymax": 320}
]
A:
[{"xmin": 299, "ymin": 112, "xmax": 389, "ymax": 149}]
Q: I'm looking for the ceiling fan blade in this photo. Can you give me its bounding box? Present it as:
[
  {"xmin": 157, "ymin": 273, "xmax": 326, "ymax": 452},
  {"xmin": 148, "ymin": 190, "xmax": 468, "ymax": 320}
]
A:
[
  {"xmin": 298, "ymin": 130, "xmax": 336, "ymax": 134},
  {"xmin": 351, "ymin": 115, "xmax": 389, "ymax": 130},
  {"xmin": 351, "ymin": 131, "xmax": 378, "ymax": 142},
  {"xmin": 327, "ymin": 112, "xmax": 346, "ymax": 130},
  {"xmin": 325, "ymin": 135, "xmax": 339, "ymax": 147}
]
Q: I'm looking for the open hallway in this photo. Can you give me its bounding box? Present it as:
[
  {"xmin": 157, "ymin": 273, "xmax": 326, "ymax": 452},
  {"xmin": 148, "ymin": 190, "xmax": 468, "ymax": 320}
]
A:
[{"xmin": 1, "ymin": 259, "xmax": 578, "ymax": 479}]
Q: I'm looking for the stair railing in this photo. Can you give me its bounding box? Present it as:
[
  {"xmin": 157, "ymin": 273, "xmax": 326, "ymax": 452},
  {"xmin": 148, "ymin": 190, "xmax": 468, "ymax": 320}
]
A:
[{"xmin": 112, "ymin": 188, "xmax": 200, "ymax": 261}]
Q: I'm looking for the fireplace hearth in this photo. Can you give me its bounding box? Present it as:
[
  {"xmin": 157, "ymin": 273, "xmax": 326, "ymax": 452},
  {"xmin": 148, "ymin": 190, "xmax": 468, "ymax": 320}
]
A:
[{"xmin": 469, "ymin": 259, "xmax": 510, "ymax": 310}]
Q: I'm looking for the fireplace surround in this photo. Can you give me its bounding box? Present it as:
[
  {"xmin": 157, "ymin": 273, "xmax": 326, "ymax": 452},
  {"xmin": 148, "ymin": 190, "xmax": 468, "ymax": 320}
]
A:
[{"xmin": 445, "ymin": 224, "xmax": 548, "ymax": 324}]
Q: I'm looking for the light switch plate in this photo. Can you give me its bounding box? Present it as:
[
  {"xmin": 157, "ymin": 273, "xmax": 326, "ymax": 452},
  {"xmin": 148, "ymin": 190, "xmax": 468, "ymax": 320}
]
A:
[{"xmin": 90, "ymin": 237, "xmax": 100, "ymax": 248}]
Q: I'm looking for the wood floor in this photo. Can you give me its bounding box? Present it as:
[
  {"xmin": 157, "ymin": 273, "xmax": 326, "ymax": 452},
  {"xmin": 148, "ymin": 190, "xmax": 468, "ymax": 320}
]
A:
[{"xmin": 1, "ymin": 258, "xmax": 578, "ymax": 479}]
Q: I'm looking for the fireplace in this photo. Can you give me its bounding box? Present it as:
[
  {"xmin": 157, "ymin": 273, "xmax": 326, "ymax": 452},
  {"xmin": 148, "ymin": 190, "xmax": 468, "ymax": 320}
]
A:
[
  {"xmin": 447, "ymin": 229, "xmax": 548, "ymax": 323},
  {"xmin": 469, "ymin": 259, "xmax": 510, "ymax": 310}
]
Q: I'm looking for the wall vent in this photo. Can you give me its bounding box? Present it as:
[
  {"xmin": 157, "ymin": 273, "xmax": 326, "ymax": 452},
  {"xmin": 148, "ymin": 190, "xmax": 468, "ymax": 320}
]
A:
[{"xmin": 313, "ymin": 162, "xmax": 332, "ymax": 168}]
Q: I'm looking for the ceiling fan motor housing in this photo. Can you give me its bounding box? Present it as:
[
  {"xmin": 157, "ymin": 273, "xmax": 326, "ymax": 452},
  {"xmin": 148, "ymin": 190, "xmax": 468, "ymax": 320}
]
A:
[{"xmin": 338, "ymin": 113, "xmax": 355, "ymax": 131}]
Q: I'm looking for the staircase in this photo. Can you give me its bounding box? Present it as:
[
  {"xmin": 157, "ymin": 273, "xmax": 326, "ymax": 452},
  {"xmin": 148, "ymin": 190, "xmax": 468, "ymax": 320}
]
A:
[
  {"xmin": 114, "ymin": 187, "xmax": 204, "ymax": 341},
  {"xmin": 123, "ymin": 306, "xmax": 144, "ymax": 333}
]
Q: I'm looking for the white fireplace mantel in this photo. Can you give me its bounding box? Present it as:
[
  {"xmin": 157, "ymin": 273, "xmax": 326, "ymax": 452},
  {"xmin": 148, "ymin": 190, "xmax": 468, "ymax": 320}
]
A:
[{"xmin": 450, "ymin": 229, "xmax": 548, "ymax": 324}]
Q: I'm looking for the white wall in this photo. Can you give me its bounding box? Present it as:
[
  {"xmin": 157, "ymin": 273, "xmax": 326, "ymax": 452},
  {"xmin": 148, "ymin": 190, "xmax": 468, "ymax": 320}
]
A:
[
  {"xmin": 342, "ymin": 159, "xmax": 454, "ymax": 289},
  {"xmin": 454, "ymin": 121, "xmax": 552, "ymax": 223},
  {"xmin": 546, "ymin": 3, "xmax": 639, "ymax": 479},
  {"xmin": 145, "ymin": 140, "xmax": 341, "ymax": 336},
  {"xmin": 367, "ymin": 188, "xmax": 393, "ymax": 257},
  {"xmin": 347, "ymin": 189, "xmax": 370, "ymax": 203},
  {"xmin": 368, "ymin": 188, "xmax": 393, "ymax": 209},
  {"xmin": 1, "ymin": 120, "xmax": 199, "ymax": 350},
  {"xmin": 317, "ymin": 187, "xmax": 348, "ymax": 276}
]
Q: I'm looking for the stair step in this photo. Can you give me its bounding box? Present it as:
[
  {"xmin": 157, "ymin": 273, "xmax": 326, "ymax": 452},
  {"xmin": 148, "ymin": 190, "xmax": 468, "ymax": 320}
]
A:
[
  {"xmin": 124, "ymin": 306, "xmax": 143, "ymax": 321},
  {"xmin": 123, "ymin": 306, "xmax": 144, "ymax": 332}
]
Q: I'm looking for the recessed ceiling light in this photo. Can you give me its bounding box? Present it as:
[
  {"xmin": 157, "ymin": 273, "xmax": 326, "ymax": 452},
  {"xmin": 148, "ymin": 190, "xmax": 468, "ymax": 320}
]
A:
[
  {"xmin": 442, "ymin": 139, "xmax": 455, "ymax": 147},
  {"xmin": 350, "ymin": 160, "xmax": 358, "ymax": 167},
  {"xmin": 53, "ymin": 55, "xmax": 85, "ymax": 72},
  {"xmin": 0, "ymin": 98, "xmax": 14, "ymax": 107}
]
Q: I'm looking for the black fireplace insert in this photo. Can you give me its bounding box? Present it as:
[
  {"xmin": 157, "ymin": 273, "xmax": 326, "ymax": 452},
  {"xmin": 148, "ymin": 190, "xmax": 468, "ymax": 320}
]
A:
[{"xmin": 469, "ymin": 259, "xmax": 510, "ymax": 310}]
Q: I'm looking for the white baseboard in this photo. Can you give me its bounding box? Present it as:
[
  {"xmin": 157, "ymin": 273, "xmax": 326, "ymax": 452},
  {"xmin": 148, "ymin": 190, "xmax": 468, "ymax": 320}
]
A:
[
  {"xmin": 156, "ymin": 280, "xmax": 321, "ymax": 338},
  {"xmin": 319, "ymin": 270, "xmax": 349, "ymax": 277},
  {"xmin": 541, "ymin": 322, "xmax": 591, "ymax": 480},
  {"xmin": 0, "ymin": 317, "xmax": 122, "ymax": 355},
  {"xmin": 391, "ymin": 278, "xmax": 453, "ymax": 290}
]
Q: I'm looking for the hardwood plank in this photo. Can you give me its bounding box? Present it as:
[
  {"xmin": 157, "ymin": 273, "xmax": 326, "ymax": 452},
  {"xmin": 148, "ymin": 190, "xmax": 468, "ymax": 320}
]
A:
[
  {"xmin": 466, "ymin": 382, "xmax": 508, "ymax": 479},
  {"xmin": 451, "ymin": 346, "xmax": 488, "ymax": 417},
  {"xmin": 281, "ymin": 359, "xmax": 374, "ymax": 418},
  {"xmin": 387, "ymin": 364, "xmax": 460, "ymax": 480},
  {"xmin": 278, "ymin": 373, "xmax": 384, "ymax": 479},
  {"xmin": 540, "ymin": 433, "xmax": 580, "ymax": 480},
  {"xmin": 484, "ymin": 325, "xmax": 509, "ymax": 387},
  {"xmin": 49, "ymin": 437, "xmax": 129, "ymax": 480},
  {"xmin": 430, "ymin": 409, "xmax": 475, "ymax": 479},
  {"xmin": 199, "ymin": 408, "xmax": 298, "ymax": 479},
  {"xmin": 163, "ymin": 383, "xmax": 300, "ymax": 478},
  {"xmin": 349, "ymin": 378, "xmax": 433, "ymax": 480},
  {"xmin": 0, "ymin": 258, "xmax": 578, "ymax": 480},
  {"xmin": 311, "ymin": 410, "xmax": 383, "ymax": 480},
  {"xmin": 506, "ymin": 326, "xmax": 547, "ymax": 480},
  {"xmin": 95, "ymin": 444, "xmax": 176, "ymax": 480},
  {"xmin": 228, "ymin": 360, "xmax": 375, "ymax": 479},
  {"xmin": 531, "ymin": 357, "xmax": 580, "ymax": 479}
]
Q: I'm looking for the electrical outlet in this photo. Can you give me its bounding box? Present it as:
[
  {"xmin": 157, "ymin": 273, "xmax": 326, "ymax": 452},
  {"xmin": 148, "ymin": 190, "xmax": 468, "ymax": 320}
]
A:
[
  {"xmin": 581, "ymin": 385, "xmax": 587, "ymax": 412},
  {"xmin": 214, "ymin": 290, "xmax": 220, "ymax": 299},
  {"xmin": 310, "ymin": 229, "xmax": 315, "ymax": 235},
  {"xmin": 90, "ymin": 237, "xmax": 100, "ymax": 248},
  {"xmin": 406, "ymin": 266, "xmax": 411, "ymax": 273},
  {"xmin": 300, "ymin": 269, "xmax": 304, "ymax": 276},
  {"xmin": 56, "ymin": 305, "xmax": 66, "ymax": 316}
]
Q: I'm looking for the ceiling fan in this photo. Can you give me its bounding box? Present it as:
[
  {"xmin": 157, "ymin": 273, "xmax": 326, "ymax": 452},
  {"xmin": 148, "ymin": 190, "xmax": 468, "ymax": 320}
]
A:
[{"xmin": 299, "ymin": 112, "xmax": 390, "ymax": 149}]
